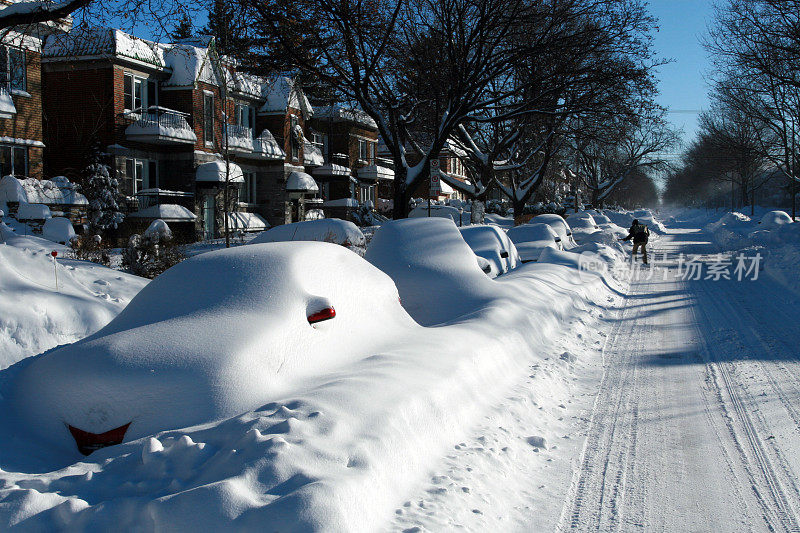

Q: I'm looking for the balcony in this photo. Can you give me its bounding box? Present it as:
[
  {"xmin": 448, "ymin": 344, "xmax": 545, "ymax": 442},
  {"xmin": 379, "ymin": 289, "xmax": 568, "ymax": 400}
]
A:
[
  {"xmin": 237, "ymin": 129, "xmax": 286, "ymax": 161},
  {"xmin": 125, "ymin": 107, "xmax": 196, "ymax": 145},
  {"xmin": 0, "ymin": 85, "xmax": 16, "ymax": 120},
  {"xmin": 225, "ymin": 124, "xmax": 254, "ymax": 153}
]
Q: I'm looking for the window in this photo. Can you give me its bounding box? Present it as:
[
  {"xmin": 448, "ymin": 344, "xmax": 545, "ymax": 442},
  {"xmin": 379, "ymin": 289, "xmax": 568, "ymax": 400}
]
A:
[
  {"xmin": 358, "ymin": 139, "xmax": 368, "ymax": 162},
  {"xmin": 204, "ymin": 93, "xmax": 215, "ymax": 146},
  {"xmin": 126, "ymin": 158, "xmax": 157, "ymax": 193},
  {"xmin": 242, "ymin": 171, "xmax": 257, "ymax": 204},
  {"xmin": 0, "ymin": 47, "xmax": 26, "ymax": 92},
  {"xmin": 290, "ymin": 115, "xmax": 299, "ymax": 161},
  {"xmin": 0, "ymin": 144, "xmax": 27, "ymax": 176},
  {"xmin": 123, "ymin": 73, "xmax": 157, "ymax": 112}
]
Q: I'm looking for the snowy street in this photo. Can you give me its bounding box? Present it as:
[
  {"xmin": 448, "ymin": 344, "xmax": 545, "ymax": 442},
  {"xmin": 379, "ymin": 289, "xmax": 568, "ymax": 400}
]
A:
[{"xmin": 558, "ymin": 224, "xmax": 800, "ymax": 532}]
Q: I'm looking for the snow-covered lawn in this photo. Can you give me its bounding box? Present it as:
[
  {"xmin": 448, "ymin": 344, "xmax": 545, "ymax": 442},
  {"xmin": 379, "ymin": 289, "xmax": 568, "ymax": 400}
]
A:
[
  {"xmin": 0, "ymin": 222, "xmax": 148, "ymax": 369},
  {"xmin": 0, "ymin": 211, "xmax": 634, "ymax": 530}
]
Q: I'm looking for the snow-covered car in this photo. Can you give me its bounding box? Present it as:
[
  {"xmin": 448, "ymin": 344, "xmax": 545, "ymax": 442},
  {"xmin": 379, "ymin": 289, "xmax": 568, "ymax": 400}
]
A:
[
  {"xmin": 529, "ymin": 214, "xmax": 575, "ymax": 248},
  {"xmin": 759, "ymin": 210, "xmax": 793, "ymax": 230},
  {"xmin": 459, "ymin": 225, "xmax": 520, "ymax": 277},
  {"xmin": 567, "ymin": 213, "xmax": 598, "ymax": 231},
  {"xmin": 592, "ymin": 213, "xmax": 612, "ymax": 225},
  {"xmin": 366, "ymin": 217, "xmax": 498, "ymax": 326},
  {"xmin": 408, "ymin": 204, "xmax": 470, "ymax": 226},
  {"xmin": 506, "ymin": 223, "xmax": 562, "ymax": 262},
  {"xmin": 12, "ymin": 242, "xmax": 416, "ymax": 454},
  {"xmin": 250, "ymin": 218, "xmax": 366, "ymax": 254}
]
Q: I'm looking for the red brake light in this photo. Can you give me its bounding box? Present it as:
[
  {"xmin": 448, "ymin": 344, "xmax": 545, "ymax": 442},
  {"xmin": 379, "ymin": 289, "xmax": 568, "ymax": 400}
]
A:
[
  {"xmin": 68, "ymin": 422, "xmax": 131, "ymax": 455},
  {"xmin": 308, "ymin": 307, "xmax": 336, "ymax": 324}
]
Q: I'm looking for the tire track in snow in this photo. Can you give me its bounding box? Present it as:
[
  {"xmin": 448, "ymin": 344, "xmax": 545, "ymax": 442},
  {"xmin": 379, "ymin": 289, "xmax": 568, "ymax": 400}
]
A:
[
  {"xmin": 557, "ymin": 268, "xmax": 655, "ymax": 532},
  {"xmin": 691, "ymin": 268, "xmax": 800, "ymax": 533}
]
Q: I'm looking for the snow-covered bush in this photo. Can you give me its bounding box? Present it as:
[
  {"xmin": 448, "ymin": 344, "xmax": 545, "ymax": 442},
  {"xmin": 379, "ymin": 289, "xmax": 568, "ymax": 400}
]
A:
[
  {"xmin": 122, "ymin": 220, "xmax": 185, "ymax": 278},
  {"xmin": 42, "ymin": 217, "xmax": 76, "ymax": 245},
  {"xmin": 70, "ymin": 232, "xmax": 110, "ymax": 265},
  {"xmin": 82, "ymin": 143, "xmax": 124, "ymax": 235}
]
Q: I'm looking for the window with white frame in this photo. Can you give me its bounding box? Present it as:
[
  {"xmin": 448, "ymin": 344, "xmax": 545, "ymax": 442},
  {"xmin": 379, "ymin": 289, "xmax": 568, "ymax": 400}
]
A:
[
  {"xmin": 126, "ymin": 158, "xmax": 157, "ymax": 194},
  {"xmin": 242, "ymin": 171, "xmax": 257, "ymax": 204},
  {"xmin": 0, "ymin": 144, "xmax": 27, "ymax": 176},
  {"xmin": 358, "ymin": 139, "xmax": 368, "ymax": 162},
  {"xmin": 123, "ymin": 73, "xmax": 157, "ymax": 112}
]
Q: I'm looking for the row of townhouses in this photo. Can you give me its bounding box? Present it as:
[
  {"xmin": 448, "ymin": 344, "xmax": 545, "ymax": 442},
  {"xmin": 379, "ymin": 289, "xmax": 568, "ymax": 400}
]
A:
[{"xmin": 0, "ymin": 20, "xmax": 470, "ymax": 243}]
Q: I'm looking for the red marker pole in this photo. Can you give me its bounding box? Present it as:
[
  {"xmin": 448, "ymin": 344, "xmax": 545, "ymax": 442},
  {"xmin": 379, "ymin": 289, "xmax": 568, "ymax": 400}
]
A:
[{"xmin": 51, "ymin": 250, "xmax": 58, "ymax": 291}]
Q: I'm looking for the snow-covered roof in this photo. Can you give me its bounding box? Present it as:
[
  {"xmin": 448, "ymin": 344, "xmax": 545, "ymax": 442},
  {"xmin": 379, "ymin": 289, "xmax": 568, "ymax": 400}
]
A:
[
  {"xmin": 44, "ymin": 27, "xmax": 165, "ymax": 67},
  {"xmin": 286, "ymin": 171, "xmax": 318, "ymax": 193},
  {"xmin": 303, "ymin": 142, "xmax": 324, "ymax": 167},
  {"xmin": 314, "ymin": 105, "xmax": 377, "ymax": 129},
  {"xmin": 323, "ymin": 197, "xmax": 359, "ymax": 207},
  {"xmin": 252, "ymin": 129, "xmax": 285, "ymax": 160},
  {"xmin": 128, "ymin": 204, "xmax": 197, "ymax": 221},
  {"xmin": 163, "ymin": 43, "xmax": 217, "ymax": 87},
  {"xmin": 196, "ymin": 161, "xmax": 244, "ymax": 183},
  {"xmin": 226, "ymin": 211, "xmax": 269, "ymax": 232},
  {"xmin": 260, "ymin": 76, "xmax": 313, "ymax": 117}
]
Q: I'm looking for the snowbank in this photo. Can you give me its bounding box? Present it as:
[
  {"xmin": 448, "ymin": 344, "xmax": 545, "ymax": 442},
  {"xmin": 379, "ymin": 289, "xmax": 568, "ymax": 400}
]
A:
[
  {"xmin": 0, "ymin": 218, "xmax": 626, "ymax": 531},
  {"xmin": 0, "ymin": 223, "xmax": 148, "ymax": 369}
]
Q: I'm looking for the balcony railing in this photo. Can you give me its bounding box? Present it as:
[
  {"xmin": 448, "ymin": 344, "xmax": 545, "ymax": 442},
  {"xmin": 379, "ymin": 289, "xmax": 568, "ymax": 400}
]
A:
[
  {"xmin": 225, "ymin": 124, "xmax": 254, "ymax": 152},
  {"xmin": 125, "ymin": 107, "xmax": 197, "ymax": 145}
]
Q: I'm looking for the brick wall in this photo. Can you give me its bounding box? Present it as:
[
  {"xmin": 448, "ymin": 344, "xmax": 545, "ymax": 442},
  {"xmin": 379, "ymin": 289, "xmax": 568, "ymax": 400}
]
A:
[
  {"xmin": 0, "ymin": 50, "xmax": 45, "ymax": 178},
  {"xmin": 43, "ymin": 64, "xmax": 116, "ymax": 179}
]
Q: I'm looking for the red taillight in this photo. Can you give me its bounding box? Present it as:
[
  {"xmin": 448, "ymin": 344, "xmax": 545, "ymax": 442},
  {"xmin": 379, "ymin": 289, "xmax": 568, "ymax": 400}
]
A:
[
  {"xmin": 307, "ymin": 307, "xmax": 336, "ymax": 324},
  {"xmin": 68, "ymin": 422, "xmax": 131, "ymax": 455}
]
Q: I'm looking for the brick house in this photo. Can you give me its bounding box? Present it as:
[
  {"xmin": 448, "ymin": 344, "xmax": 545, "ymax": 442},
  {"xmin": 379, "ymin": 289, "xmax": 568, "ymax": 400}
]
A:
[
  {"xmin": 41, "ymin": 28, "xmax": 319, "ymax": 241},
  {"xmin": 0, "ymin": 9, "xmax": 66, "ymax": 181},
  {"xmin": 307, "ymin": 105, "xmax": 391, "ymax": 218}
]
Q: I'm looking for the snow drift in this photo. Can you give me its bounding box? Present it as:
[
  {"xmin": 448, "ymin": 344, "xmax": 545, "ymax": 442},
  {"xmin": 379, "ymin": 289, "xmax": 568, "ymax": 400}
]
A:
[{"xmin": 12, "ymin": 242, "xmax": 414, "ymax": 450}]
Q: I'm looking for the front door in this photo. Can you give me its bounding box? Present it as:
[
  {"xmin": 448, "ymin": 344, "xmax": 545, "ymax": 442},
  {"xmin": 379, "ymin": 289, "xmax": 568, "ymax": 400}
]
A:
[{"xmin": 203, "ymin": 195, "xmax": 216, "ymax": 240}]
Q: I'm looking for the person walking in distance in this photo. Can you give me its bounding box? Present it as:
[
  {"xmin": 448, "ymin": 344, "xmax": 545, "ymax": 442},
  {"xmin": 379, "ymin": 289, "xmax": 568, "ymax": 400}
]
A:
[{"xmin": 620, "ymin": 219, "xmax": 650, "ymax": 265}]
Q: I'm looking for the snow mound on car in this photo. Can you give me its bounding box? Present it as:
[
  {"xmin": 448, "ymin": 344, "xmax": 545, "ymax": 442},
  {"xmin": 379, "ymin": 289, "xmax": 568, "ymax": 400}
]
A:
[
  {"xmin": 459, "ymin": 225, "xmax": 519, "ymax": 277},
  {"xmin": 759, "ymin": 210, "xmax": 793, "ymax": 230},
  {"xmin": 366, "ymin": 218, "xmax": 498, "ymax": 326},
  {"xmin": 12, "ymin": 242, "xmax": 414, "ymax": 449},
  {"xmin": 251, "ymin": 219, "xmax": 365, "ymax": 252}
]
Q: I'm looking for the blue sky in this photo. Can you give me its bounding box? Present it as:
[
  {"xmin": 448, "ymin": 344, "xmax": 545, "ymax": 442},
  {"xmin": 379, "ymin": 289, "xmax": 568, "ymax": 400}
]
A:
[{"xmin": 648, "ymin": 0, "xmax": 716, "ymax": 149}]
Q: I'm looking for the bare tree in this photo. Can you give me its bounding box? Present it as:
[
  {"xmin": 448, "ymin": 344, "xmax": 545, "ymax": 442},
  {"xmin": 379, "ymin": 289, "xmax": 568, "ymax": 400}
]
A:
[{"xmin": 572, "ymin": 106, "xmax": 677, "ymax": 207}]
